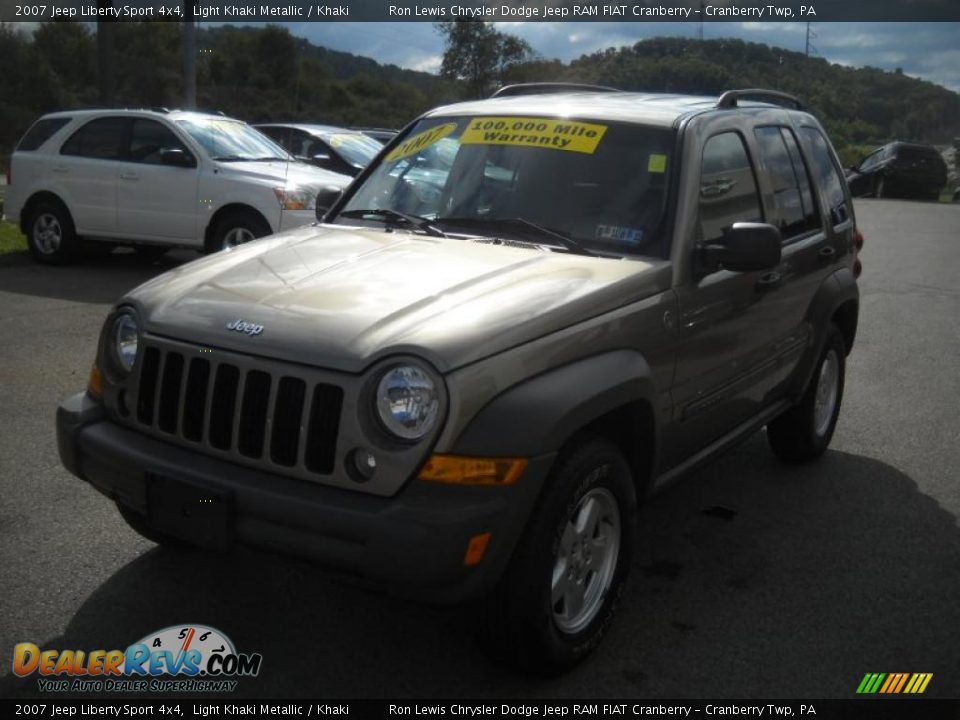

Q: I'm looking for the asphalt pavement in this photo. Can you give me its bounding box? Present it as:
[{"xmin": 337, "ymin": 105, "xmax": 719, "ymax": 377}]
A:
[{"xmin": 1, "ymin": 200, "xmax": 959, "ymax": 699}]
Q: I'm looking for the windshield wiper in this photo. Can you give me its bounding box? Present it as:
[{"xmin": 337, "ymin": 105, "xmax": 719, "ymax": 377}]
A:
[
  {"xmin": 437, "ymin": 217, "xmax": 596, "ymax": 257},
  {"xmin": 339, "ymin": 208, "xmax": 447, "ymax": 238}
]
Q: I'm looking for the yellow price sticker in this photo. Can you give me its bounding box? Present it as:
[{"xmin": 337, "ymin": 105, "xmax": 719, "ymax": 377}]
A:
[
  {"xmin": 648, "ymin": 154, "xmax": 667, "ymax": 173},
  {"xmin": 461, "ymin": 117, "xmax": 608, "ymax": 154},
  {"xmin": 385, "ymin": 123, "xmax": 458, "ymax": 162}
]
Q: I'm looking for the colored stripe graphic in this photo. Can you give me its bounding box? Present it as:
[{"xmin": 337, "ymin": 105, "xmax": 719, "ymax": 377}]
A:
[{"xmin": 857, "ymin": 673, "xmax": 932, "ymax": 694}]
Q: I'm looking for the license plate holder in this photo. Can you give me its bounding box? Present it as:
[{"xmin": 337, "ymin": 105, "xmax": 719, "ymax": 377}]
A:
[{"xmin": 146, "ymin": 474, "xmax": 233, "ymax": 551}]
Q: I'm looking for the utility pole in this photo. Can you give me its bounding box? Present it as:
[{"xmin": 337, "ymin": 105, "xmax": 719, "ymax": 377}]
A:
[
  {"xmin": 698, "ymin": 1, "xmax": 704, "ymax": 41},
  {"xmin": 183, "ymin": 3, "xmax": 197, "ymax": 109},
  {"xmin": 805, "ymin": 22, "xmax": 817, "ymax": 57}
]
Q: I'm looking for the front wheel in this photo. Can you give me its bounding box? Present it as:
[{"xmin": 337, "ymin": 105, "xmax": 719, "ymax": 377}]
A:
[
  {"xmin": 767, "ymin": 324, "xmax": 846, "ymax": 463},
  {"xmin": 481, "ymin": 439, "xmax": 635, "ymax": 675},
  {"xmin": 206, "ymin": 210, "xmax": 271, "ymax": 254},
  {"xmin": 27, "ymin": 201, "xmax": 78, "ymax": 264}
]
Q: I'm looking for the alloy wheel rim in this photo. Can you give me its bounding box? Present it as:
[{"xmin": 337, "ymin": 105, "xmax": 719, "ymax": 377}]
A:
[
  {"xmin": 33, "ymin": 213, "xmax": 62, "ymax": 254},
  {"xmin": 813, "ymin": 349, "xmax": 839, "ymax": 437},
  {"xmin": 223, "ymin": 227, "xmax": 254, "ymax": 249},
  {"xmin": 552, "ymin": 485, "xmax": 621, "ymax": 635}
]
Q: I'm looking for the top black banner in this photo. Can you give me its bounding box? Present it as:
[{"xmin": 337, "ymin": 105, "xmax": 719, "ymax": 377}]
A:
[{"xmin": 3, "ymin": 0, "xmax": 960, "ymax": 22}]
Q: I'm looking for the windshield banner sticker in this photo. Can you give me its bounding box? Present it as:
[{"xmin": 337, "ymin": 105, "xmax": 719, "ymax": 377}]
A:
[
  {"xmin": 385, "ymin": 122, "xmax": 458, "ymax": 162},
  {"xmin": 461, "ymin": 117, "xmax": 608, "ymax": 154}
]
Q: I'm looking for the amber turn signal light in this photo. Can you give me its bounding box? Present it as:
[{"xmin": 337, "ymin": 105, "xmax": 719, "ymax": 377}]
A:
[
  {"xmin": 418, "ymin": 455, "xmax": 527, "ymax": 486},
  {"xmin": 87, "ymin": 363, "xmax": 102, "ymax": 398},
  {"xmin": 464, "ymin": 532, "xmax": 492, "ymax": 567}
]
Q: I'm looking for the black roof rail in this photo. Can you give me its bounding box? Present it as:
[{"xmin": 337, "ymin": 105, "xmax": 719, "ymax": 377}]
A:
[
  {"xmin": 716, "ymin": 89, "xmax": 804, "ymax": 110},
  {"xmin": 491, "ymin": 82, "xmax": 620, "ymax": 98}
]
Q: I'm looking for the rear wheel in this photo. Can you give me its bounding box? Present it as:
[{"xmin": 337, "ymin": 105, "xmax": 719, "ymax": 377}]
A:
[
  {"xmin": 27, "ymin": 201, "xmax": 78, "ymax": 264},
  {"xmin": 767, "ymin": 324, "xmax": 846, "ymax": 463},
  {"xmin": 206, "ymin": 210, "xmax": 271, "ymax": 253},
  {"xmin": 481, "ymin": 439, "xmax": 635, "ymax": 675}
]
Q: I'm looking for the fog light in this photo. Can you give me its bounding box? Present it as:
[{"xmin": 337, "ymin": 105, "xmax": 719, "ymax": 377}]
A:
[{"xmin": 347, "ymin": 448, "xmax": 377, "ymax": 482}]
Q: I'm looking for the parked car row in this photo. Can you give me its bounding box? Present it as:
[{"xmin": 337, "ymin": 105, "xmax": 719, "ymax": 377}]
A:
[{"xmin": 3, "ymin": 110, "xmax": 394, "ymax": 263}]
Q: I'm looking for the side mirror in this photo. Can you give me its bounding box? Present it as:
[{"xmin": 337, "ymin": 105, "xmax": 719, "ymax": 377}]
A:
[
  {"xmin": 701, "ymin": 222, "xmax": 781, "ymax": 274},
  {"xmin": 315, "ymin": 185, "xmax": 343, "ymax": 222},
  {"xmin": 161, "ymin": 148, "xmax": 196, "ymax": 168}
]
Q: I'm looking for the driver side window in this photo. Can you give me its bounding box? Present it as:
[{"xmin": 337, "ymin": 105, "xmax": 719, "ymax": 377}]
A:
[{"xmin": 699, "ymin": 132, "xmax": 763, "ymax": 244}]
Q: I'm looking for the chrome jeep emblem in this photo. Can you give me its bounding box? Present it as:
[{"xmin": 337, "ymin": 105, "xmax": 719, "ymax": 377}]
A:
[{"xmin": 226, "ymin": 319, "xmax": 264, "ymax": 336}]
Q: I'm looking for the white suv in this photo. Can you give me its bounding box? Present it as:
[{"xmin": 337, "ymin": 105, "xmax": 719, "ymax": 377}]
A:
[{"xmin": 4, "ymin": 109, "xmax": 352, "ymax": 263}]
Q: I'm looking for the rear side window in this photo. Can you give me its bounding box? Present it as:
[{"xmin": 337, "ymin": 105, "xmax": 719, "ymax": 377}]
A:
[
  {"xmin": 699, "ymin": 132, "xmax": 763, "ymax": 245},
  {"xmin": 800, "ymin": 127, "xmax": 849, "ymax": 226},
  {"xmin": 753, "ymin": 126, "xmax": 819, "ymax": 240},
  {"xmin": 17, "ymin": 118, "xmax": 71, "ymax": 152},
  {"xmin": 60, "ymin": 117, "xmax": 128, "ymax": 160}
]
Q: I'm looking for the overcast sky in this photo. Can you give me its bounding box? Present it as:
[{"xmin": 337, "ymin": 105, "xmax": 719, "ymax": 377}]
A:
[{"xmin": 272, "ymin": 21, "xmax": 960, "ymax": 92}]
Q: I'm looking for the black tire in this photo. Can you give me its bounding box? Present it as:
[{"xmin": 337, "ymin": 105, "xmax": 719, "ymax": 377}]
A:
[
  {"xmin": 767, "ymin": 324, "xmax": 846, "ymax": 463},
  {"xmin": 26, "ymin": 200, "xmax": 78, "ymax": 264},
  {"xmin": 480, "ymin": 439, "xmax": 636, "ymax": 675},
  {"xmin": 206, "ymin": 210, "xmax": 271, "ymax": 254},
  {"xmin": 115, "ymin": 502, "xmax": 195, "ymax": 551}
]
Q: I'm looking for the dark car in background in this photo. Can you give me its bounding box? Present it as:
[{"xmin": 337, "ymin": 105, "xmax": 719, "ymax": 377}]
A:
[
  {"xmin": 846, "ymin": 141, "xmax": 947, "ymax": 200},
  {"xmin": 255, "ymin": 123, "xmax": 383, "ymax": 177}
]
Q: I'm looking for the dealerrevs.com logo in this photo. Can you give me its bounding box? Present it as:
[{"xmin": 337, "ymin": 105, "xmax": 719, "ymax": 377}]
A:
[{"xmin": 13, "ymin": 624, "xmax": 262, "ymax": 693}]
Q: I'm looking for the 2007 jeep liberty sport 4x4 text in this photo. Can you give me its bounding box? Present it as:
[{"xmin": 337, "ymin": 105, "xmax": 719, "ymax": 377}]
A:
[{"xmin": 57, "ymin": 85, "xmax": 862, "ymax": 674}]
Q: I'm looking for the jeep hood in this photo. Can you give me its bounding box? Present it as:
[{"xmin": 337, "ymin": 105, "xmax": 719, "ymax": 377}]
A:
[{"xmin": 126, "ymin": 225, "xmax": 671, "ymax": 373}]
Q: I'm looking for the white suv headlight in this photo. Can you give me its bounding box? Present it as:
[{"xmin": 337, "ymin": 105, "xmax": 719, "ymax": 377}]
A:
[
  {"xmin": 375, "ymin": 364, "xmax": 440, "ymax": 441},
  {"xmin": 111, "ymin": 312, "xmax": 140, "ymax": 374},
  {"xmin": 273, "ymin": 186, "xmax": 316, "ymax": 211}
]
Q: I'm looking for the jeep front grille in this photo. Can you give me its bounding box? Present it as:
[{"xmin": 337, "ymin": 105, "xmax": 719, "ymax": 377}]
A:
[{"xmin": 134, "ymin": 342, "xmax": 343, "ymax": 476}]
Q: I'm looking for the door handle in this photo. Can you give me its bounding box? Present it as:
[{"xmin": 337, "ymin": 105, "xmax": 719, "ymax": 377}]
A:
[
  {"xmin": 119, "ymin": 172, "xmax": 139, "ymax": 181},
  {"xmin": 818, "ymin": 246, "xmax": 836, "ymax": 263},
  {"xmin": 755, "ymin": 271, "xmax": 782, "ymax": 292},
  {"xmin": 51, "ymin": 164, "xmax": 68, "ymax": 174}
]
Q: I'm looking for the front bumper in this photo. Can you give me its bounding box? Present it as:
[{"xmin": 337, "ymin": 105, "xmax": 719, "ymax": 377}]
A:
[
  {"xmin": 277, "ymin": 208, "xmax": 318, "ymax": 233},
  {"xmin": 57, "ymin": 392, "xmax": 554, "ymax": 604}
]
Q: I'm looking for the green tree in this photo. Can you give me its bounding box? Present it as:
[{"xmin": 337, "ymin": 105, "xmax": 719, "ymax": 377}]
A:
[{"xmin": 434, "ymin": 21, "xmax": 533, "ymax": 98}]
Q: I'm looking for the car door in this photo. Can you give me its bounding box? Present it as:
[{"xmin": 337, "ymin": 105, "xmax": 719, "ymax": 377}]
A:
[
  {"xmin": 55, "ymin": 116, "xmax": 127, "ymax": 235},
  {"xmin": 664, "ymin": 128, "xmax": 792, "ymax": 465},
  {"xmin": 848, "ymin": 148, "xmax": 882, "ymax": 196},
  {"xmin": 116, "ymin": 118, "xmax": 200, "ymax": 242}
]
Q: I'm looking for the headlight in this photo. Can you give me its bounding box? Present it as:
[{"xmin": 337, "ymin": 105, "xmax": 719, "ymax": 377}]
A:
[
  {"xmin": 375, "ymin": 364, "xmax": 440, "ymax": 441},
  {"xmin": 111, "ymin": 312, "xmax": 140, "ymax": 374},
  {"xmin": 273, "ymin": 186, "xmax": 316, "ymax": 211}
]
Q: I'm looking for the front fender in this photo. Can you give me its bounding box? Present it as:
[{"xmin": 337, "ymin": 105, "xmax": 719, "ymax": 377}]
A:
[{"xmin": 450, "ymin": 350, "xmax": 657, "ymax": 458}]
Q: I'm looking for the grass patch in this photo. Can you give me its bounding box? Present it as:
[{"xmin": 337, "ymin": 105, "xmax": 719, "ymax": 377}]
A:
[{"xmin": 0, "ymin": 220, "xmax": 27, "ymax": 255}]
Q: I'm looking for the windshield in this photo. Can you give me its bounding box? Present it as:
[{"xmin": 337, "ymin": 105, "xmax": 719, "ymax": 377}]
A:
[
  {"xmin": 177, "ymin": 117, "xmax": 292, "ymax": 161},
  {"xmin": 325, "ymin": 133, "xmax": 382, "ymax": 167},
  {"xmin": 335, "ymin": 116, "xmax": 675, "ymax": 258}
]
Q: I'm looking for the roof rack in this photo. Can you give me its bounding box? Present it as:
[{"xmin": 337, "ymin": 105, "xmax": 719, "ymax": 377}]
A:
[
  {"xmin": 491, "ymin": 82, "xmax": 620, "ymax": 98},
  {"xmin": 716, "ymin": 89, "xmax": 804, "ymax": 110}
]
